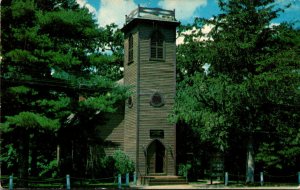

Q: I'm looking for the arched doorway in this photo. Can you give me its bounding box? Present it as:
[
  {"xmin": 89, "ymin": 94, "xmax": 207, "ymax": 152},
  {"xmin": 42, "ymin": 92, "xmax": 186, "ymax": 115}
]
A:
[{"xmin": 147, "ymin": 140, "xmax": 166, "ymax": 174}]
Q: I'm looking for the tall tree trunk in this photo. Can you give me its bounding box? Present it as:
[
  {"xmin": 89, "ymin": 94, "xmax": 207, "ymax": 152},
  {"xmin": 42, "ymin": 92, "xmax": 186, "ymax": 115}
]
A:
[
  {"xmin": 18, "ymin": 129, "xmax": 29, "ymax": 187},
  {"xmin": 245, "ymin": 134, "xmax": 254, "ymax": 183},
  {"xmin": 30, "ymin": 147, "xmax": 37, "ymax": 177},
  {"xmin": 57, "ymin": 144, "xmax": 60, "ymax": 167},
  {"xmin": 30, "ymin": 136, "xmax": 38, "ymax": 177}
]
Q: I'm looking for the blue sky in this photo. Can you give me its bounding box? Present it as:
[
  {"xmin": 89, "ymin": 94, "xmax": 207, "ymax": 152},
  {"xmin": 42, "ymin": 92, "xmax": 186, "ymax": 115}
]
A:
[{"xmin": 76, "ymin": 0, "xmax": 300, "ymax": 28}]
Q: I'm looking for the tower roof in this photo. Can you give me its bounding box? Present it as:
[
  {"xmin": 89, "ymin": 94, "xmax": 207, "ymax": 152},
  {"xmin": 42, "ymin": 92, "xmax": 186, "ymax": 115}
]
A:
[{"xmin": 121, "ymin": 5, "xmax": 180, "ymax": 32}]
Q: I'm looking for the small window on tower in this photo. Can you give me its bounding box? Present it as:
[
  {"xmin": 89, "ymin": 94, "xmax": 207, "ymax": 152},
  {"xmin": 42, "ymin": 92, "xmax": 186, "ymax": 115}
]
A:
[
  {"xmin": 128, "ymin": 34, "xmax": 133, "ymax": 64},
  {"xmin": 150, "ymin": 30, "xmax": 164, "ymax": 60},
  {"xmin": 127, "ymin": 96, "xmax": 133, "ymax": 108},
  {"xmin": 150, "ymin": 92, "xmax": 164, "ymax": 107}
]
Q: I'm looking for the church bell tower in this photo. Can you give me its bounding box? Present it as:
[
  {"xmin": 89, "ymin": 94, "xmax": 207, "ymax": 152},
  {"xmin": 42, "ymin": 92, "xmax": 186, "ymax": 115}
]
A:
[{"xmin": 121, "ymin": 6, "xmax": 180, "ymax": 177}]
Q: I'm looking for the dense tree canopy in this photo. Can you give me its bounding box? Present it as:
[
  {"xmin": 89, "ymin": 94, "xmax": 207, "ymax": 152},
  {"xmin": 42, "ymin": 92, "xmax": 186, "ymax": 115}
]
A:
[
  {"xmin": 173, "ymin": 0, "xmax": 300, "ymax": 183},
  {"xmin": 0, "ymin": 0, "xmax": 127, "ymax": 186}
]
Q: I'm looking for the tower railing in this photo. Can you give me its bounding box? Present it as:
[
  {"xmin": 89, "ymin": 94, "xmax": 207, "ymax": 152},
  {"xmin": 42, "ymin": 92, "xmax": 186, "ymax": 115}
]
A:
[{"xmin": 125, "ymin": 5, "xmax": 176, "ymax": 24}]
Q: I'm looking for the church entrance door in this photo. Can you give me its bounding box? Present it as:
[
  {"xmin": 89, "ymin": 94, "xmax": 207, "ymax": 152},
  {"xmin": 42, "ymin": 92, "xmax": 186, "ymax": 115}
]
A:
[{"xmin": 147, "ymin": 140, "xmax": 165, "ymax": 174}]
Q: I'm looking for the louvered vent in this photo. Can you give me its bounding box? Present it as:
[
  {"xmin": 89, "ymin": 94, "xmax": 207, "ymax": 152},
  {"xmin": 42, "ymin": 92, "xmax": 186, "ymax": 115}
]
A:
[{"xmin": 128, "ymin": 34, "xmax": 133, "ymax": 63}]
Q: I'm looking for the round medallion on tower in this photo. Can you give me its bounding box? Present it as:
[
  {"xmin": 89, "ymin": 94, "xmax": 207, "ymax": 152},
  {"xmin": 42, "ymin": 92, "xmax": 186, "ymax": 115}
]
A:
[{"xmin": 150, "ymin": 92, "xmax": 164, "ymax": 107}]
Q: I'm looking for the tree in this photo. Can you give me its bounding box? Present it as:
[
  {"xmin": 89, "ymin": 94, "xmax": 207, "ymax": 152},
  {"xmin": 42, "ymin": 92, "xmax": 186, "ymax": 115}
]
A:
[
  {"xmin": 1, "ymin": 0, "xmax": 126, "ymax": 186},
  {"xmin": 173, "ymin": 0, "xmax": 300, "ymax": 183}
]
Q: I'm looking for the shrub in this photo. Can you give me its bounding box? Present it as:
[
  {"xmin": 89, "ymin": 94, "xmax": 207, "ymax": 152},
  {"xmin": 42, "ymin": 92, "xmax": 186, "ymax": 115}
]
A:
[
  {"xmin": 178, "ymin": 163, "xmax": 191, "ymax": 178},
  {"xmin": 113, "ymin": 150, "xmax": 135, "ymax": 175}
]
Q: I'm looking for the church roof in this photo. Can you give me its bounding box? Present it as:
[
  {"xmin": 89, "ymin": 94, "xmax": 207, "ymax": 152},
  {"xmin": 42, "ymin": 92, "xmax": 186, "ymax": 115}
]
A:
[{"xmin": 116, "ymin": 78, "xmax": 124, "ymax": 86}]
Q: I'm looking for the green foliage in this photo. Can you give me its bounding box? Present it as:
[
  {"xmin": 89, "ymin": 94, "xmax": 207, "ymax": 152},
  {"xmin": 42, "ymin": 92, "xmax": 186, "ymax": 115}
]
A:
[
  {"xmin": 178, "ymin": 163, "xmax": 192, "ymax": 177},
  {"xmin": 102, "ymin": 150, "xmax": 135, "ymax": 175},
  {"xmin": 113, "ymin": 150, "xmax": 135, "ymax": 175},
  {"xmin": 1, "ymin": 0, "xmax": 126, "ymax": 181},
  {"xmin": 39, "ymin": 9, "xmax": 99, "ymax": 39},
  {"xmin": 4, "ymin": 112, "xmax": 60, "ymax": 132},
  {"xmin": 8, "ymin": 86, "xmax": 31, "ymax": 94},
  {"xmin": 0, "ymin": 123, "xmax": 12, "ymax": 133},
  {"xmin": 174, "ymin": 0, "xmax": 300, "ymax": 178},
  {"xmin": 101, "ymin": 155, "xmax": 116, "ymax": 176},
  {"xmin": 0, "ymin": 144, "xmax": 17, "ymax": 169},
  {"xmin": 174, "ymin": 73, "xmax": 238, "ymax": 150},
  {"xmin": 37, "ymin": 97, "xmax": 72, "ymax": 118},
  {"xmin": 11, "ymin": 0, "xmax": 35, "ymax": 20},
  {"xmin": 37, "ymin": 159, "xmax": 58, "ymax": 177}
]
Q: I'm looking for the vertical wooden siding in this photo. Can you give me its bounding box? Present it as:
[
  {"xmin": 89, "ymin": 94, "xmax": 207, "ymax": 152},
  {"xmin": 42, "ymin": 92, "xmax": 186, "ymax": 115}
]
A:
[
  {"xmin": 123, "ymin": 28, "xmax": 139, "ymax": 164},
  {"xmin": 98, "ymin": 112, "xmax": 124, "ymax": 156}
]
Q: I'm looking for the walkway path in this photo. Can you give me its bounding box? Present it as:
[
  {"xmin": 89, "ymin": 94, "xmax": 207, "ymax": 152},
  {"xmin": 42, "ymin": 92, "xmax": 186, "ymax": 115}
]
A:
[{"xmin": 134, "ymin": 184, "xmax": 300, "ymax": 189}]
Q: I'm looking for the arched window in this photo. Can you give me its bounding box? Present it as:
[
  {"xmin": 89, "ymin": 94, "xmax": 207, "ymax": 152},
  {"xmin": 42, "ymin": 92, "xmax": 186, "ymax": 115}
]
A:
[
  {"xmin": 128, "ymin": 34, "xmax": 133, "ymax": 63},
  {"xmin": 150, "ymin": 30, "xmax": 164, "ymax": 60}
]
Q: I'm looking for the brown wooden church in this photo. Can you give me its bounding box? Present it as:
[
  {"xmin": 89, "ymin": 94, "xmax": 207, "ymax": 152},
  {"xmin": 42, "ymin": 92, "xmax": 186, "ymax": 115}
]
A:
[{"xmin": 99, "ymin": 6, "xmax": 180, "ymax": 182}]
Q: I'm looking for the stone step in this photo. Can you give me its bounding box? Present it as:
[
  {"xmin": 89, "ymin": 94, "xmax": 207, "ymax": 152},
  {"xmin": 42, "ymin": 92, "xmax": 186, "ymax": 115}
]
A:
[
  {"xmin": 149, "ymin": 182, "xmax": 188, "ymax": 185},
  {"xmin": 149, "ymin": 180, "xmax": 188, "ymax": 186},
  {"xmin": 148, "ymin": 173, "xmax": 167, "ymax": 176},
  {"xmin": 141, "ymin": 176, "xmax": 188, "ymax": 186}
]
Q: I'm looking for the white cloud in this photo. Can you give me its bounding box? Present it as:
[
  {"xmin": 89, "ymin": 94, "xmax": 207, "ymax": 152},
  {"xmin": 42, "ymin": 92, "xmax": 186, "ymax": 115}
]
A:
[
  {"xmin": 275, "ymin": 0, "xmax": 300, "ymax": 10},
  {"xmin": 176, "ymin": 24, "xmax": 213, "ymax": 45},
  {"xmin": 201, "ymin": 24, "xmax": 213, "ymax": 34},
  {"xmin": 98, "ymin": 0, "xmax": 137, "ymax": 27},
  {"xmin": 76, "ymin": 0, "xmax": 97, "ymax": 15},
  {"xmin": 158, "ymin": 0, "xmax": 207, "ymax": 21},
  {"xmin": 269, "ymin": 23, "xmax": 280, "ymax": 28}
]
